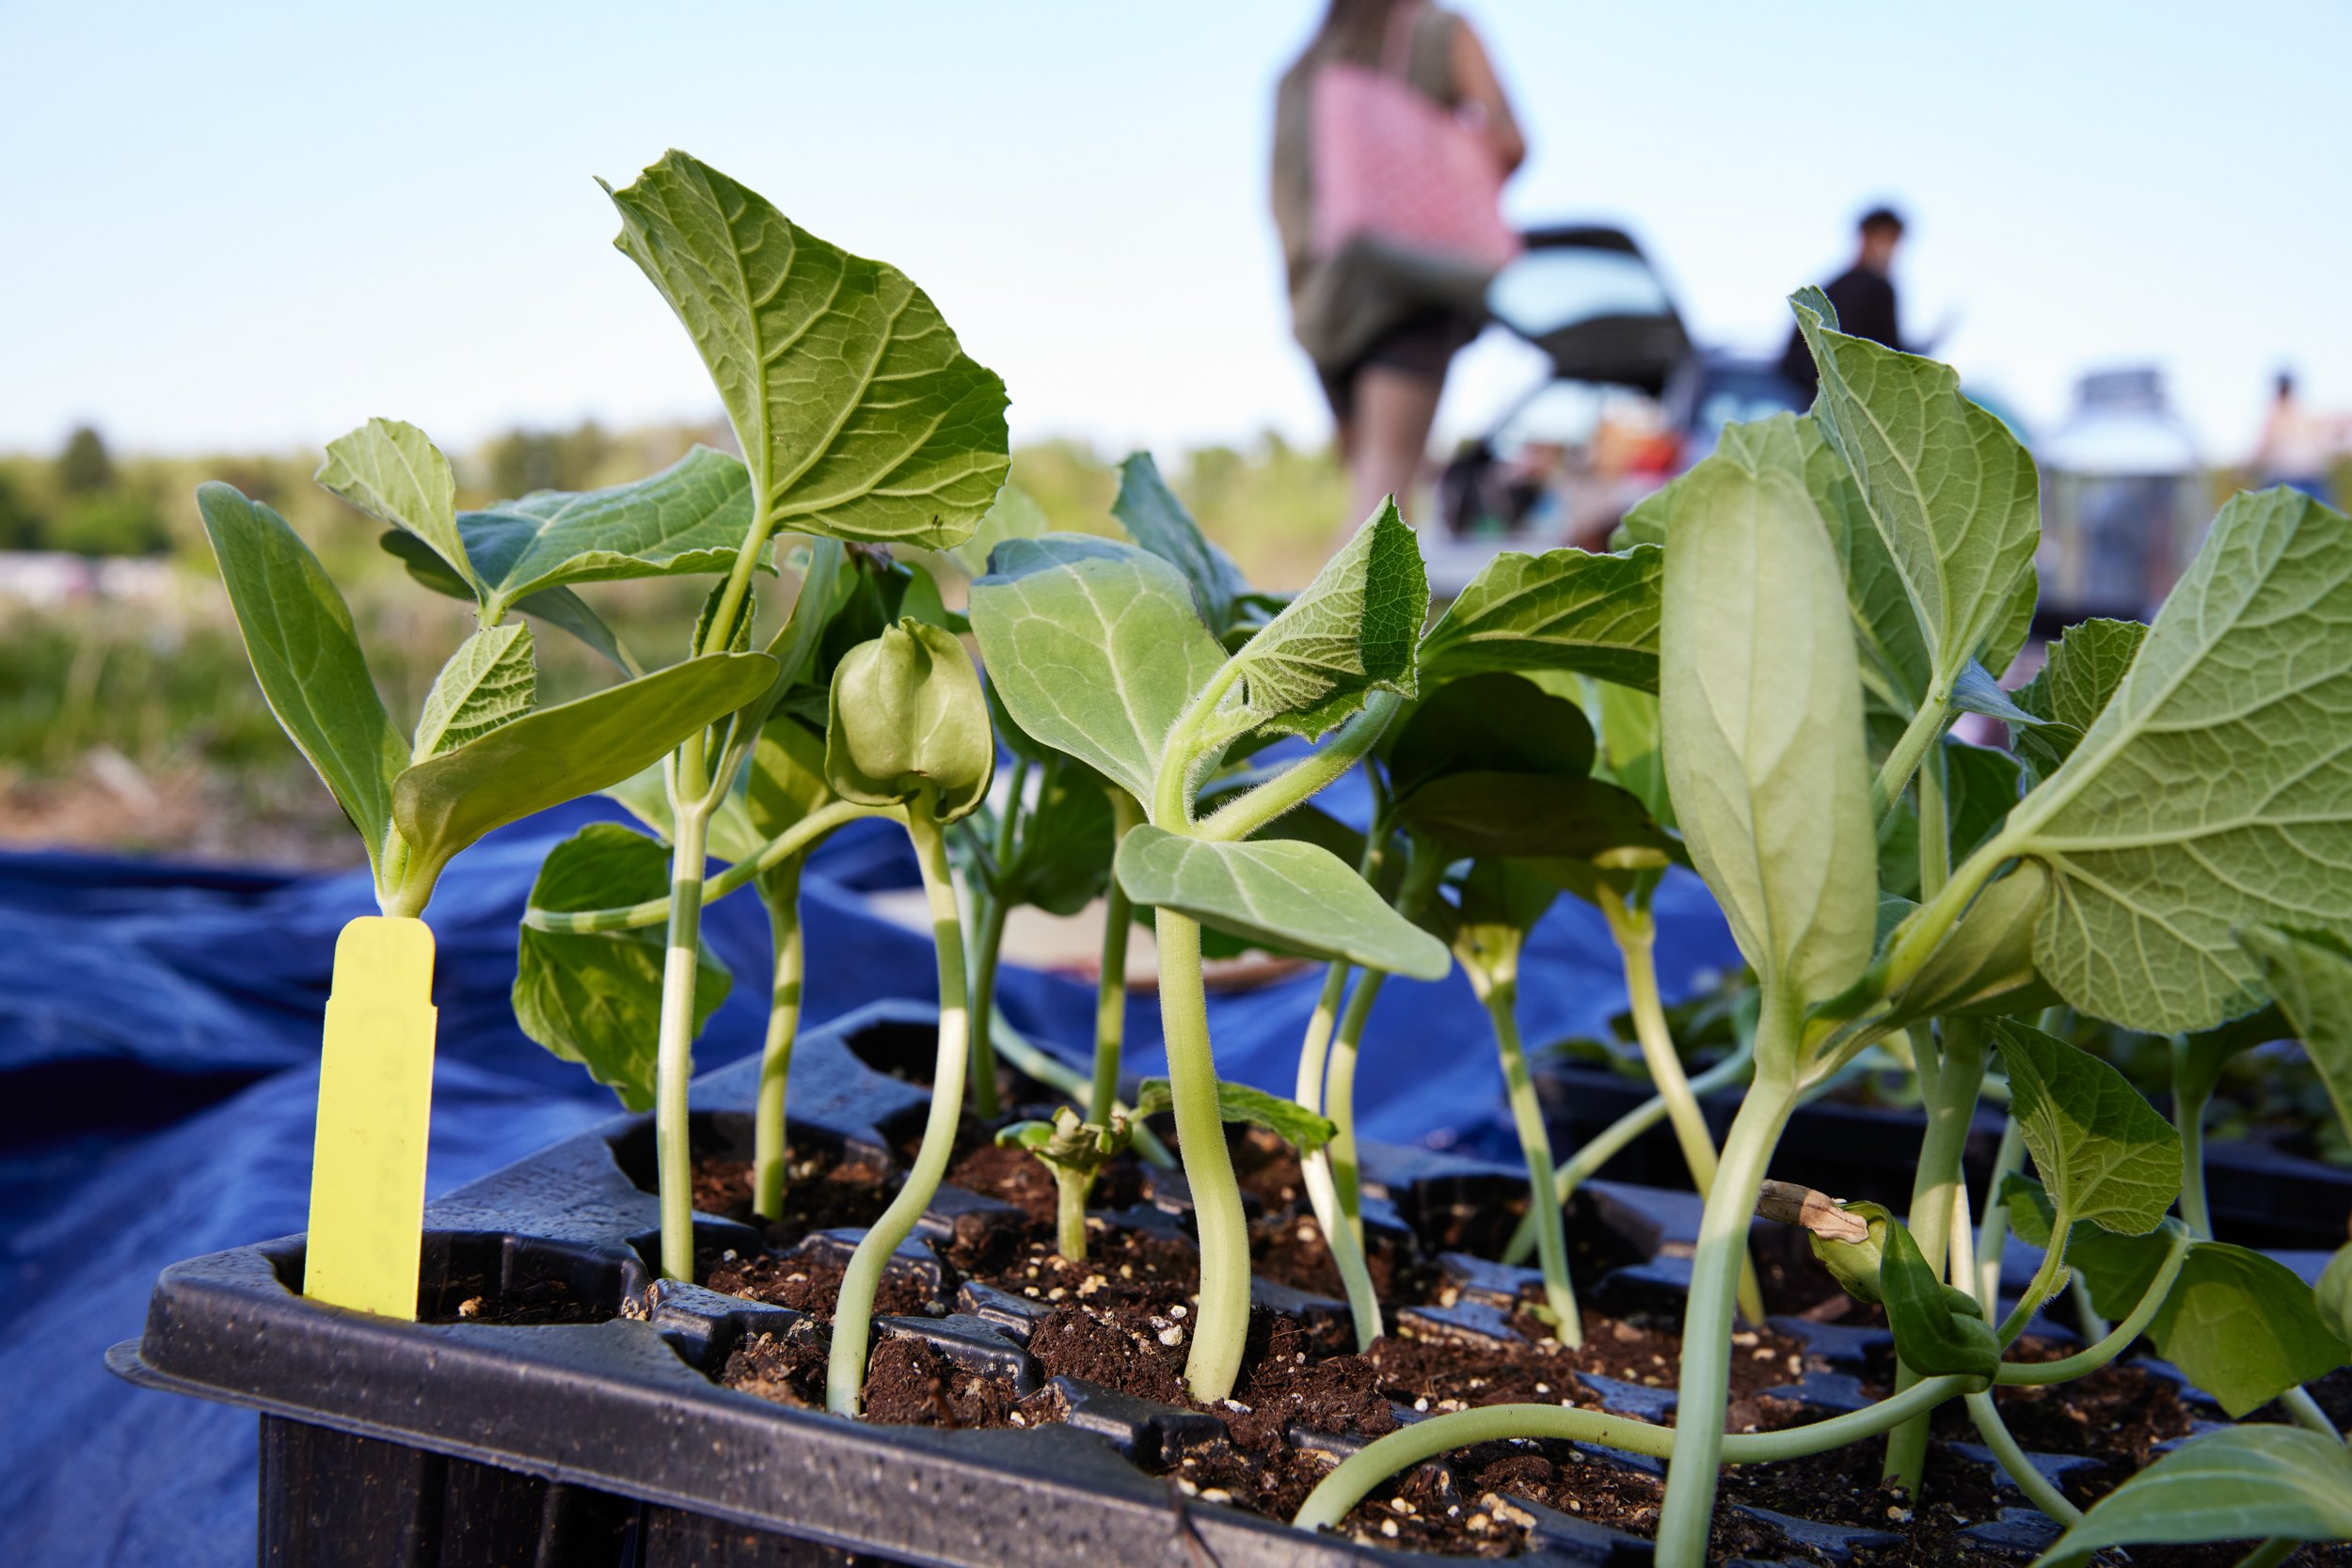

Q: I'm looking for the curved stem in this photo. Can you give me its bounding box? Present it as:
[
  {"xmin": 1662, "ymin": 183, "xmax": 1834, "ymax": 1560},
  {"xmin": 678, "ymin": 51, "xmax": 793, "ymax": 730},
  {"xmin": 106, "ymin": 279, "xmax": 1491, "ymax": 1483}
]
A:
[
  {"xmin": 1502, "ymin": 1040, "xmax": 1759, "ymax": 1267},
  {"xmin": 1871, "ymin": 682, "xmax": 1951, "ymax": 829},
  {"xmin": 1191, "ymin": 691, "xmax": 1402, "ymax": 844},
  {"xmin": 2171, "ymin": 1034, "xmax": 2217, "ymax": 1239},
  {"xmin": 526, "ymin": 799, "xmax": 885, "ymax": 932},
  {"xmin": 1324, "ymin": 968, "xmax": 1389, "ymax": 1244},
  {"xmin": 965, "ymin": 893, "xmax": 1009, "ymax": 1121},
  {"xmin": 827, "ymin": 803, "xmax": 968, "ymax": 1416},
  {"xmin": 1482, "ymin": 975, "xmax": 1581, "ymax": 1343},
  {"xmin": 1604, "ymin": 891, "xmax": 1763, "ymax": 1325},
  {"xmin": 752, "ymin": 861, "xmax": 805, "ymax": 1222},
  {"xmin": 1998, "ymin": 1224, "xmax": 2189, "ymax": 1385},
  {"xmin": 1884, "ymin": 1018, "xmax": 1988, "ymax": 1495},
  {"xmin": 1155, "ymin": 910, "xmax": 1251, "ymax": 1402},
  {"xmin": 653, "ymin": 797, "xmax": 714, "ymax": 1281},
  {"xmin": 1965, "ymin": 1388, "xmax": 2084, "ymax": 1524},
  {"xmin": 1655, "ymin": 1035, "xmax": 1800, "ymax": 1568},
  {"xmin": 1995, "ymin": 1210, "xmax": 2075, "ymax": 1343},
  {"xmin": 1298, "ymin": 961, "xmax": 1383, "ymax": 1350}
]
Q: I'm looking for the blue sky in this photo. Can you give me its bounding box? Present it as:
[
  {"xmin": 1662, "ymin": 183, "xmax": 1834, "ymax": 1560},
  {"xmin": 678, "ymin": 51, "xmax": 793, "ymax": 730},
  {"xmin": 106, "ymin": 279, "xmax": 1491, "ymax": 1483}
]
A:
[{"xmin": 3, "ymin": 1, "xmax": 2345, "ymax": 467}]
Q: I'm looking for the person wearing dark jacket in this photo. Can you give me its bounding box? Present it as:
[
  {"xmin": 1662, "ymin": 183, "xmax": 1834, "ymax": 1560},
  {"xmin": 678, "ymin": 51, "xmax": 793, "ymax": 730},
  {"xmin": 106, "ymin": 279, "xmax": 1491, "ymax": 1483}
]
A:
[{"xmin": 1779, "ymin": 207, "xmax": 1907, "ymax": 395}]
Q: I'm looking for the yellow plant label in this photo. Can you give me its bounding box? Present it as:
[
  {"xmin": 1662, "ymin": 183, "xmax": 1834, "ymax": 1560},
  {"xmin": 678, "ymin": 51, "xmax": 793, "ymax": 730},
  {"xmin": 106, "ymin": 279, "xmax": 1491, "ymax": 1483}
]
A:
[{"xmin": 303, "ymin": 915, "xmax": 437, "ymax": 1319}]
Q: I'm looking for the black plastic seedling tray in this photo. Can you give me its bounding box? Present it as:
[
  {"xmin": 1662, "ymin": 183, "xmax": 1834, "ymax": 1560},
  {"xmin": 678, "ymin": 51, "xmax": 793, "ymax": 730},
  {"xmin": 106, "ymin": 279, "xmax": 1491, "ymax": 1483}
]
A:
[
  {"xmin": 1534, "ymin": 1058, "xmax": 2352, "ymax": 1252},
  {"xmin": 114, "ymin": 1001, "xmax": 2206, "ymax": 1568}
]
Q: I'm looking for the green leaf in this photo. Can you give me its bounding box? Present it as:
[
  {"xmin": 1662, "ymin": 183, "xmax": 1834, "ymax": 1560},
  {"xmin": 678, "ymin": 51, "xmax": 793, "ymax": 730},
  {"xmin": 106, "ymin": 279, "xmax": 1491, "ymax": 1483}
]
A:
[
  {"xmin": 948, "ymin": 483, "xmax": 1051, "ymax": 578},
  {"xmin": 1989, "ymin": 489, "xmax": 2352, "ymax": 1033},
  {"xmin": 1114, "ymin": 825, "xmax": 1449, "ymax": 979},
  {"xmin": 1721, "ymin": 411, "xmax": 1933, "ymax": 710},
  {"xmin": 2010, "ymin": 617, "xmax": 2148, "ymax": 782},
  {"xmin": 1879, "ymin": 1216, "xmax": 2001, "ymax": 1379},
  {"xmin": 393, "ymin": 651, "xmax": 776, "ymax": 880},
  {"xmin": 1659, "ymin": 446, "xmax": 1877, "ymax": 1006},
  {"xmin": 605, "ymin": 150, "xmax": 1009, "ymax": 549},
  {"xmin": 825, "ymin": 619, "xmax": 993, "ymax": 823},
  {"xmin": 2035, "ymin": 1426, "xmax": 2352, "ymax": 1567},
  {"xmin": 1385, "ymin": 672, "xmax": 1595, "ymax": 800},
  {"xmin": 1219, "ymin": 499, "xmax": 1427, "ymax": 740},
  {"xmin": 1875, "ymin": 738, "xmax": 2024, "ymax": 903},
  {"xmin": 376, "ymin": 529, "xmax": 639, "ymax": 674},
  {"xmin": 1883, "ymin": 862, "xmax": 2058, "ymax": 1025},
  {"xmin": 513, "ymin": 823, "xmax": 731, "ymax": 1111},
  {"xmin": 967, "ymin": 534, "xmax": 1226, "ymax": 801},
  {"xmin": 1586, "ymin": 678, "xmax": 1673, "ymax": 828},
  {"xmin": 1992, "ymin": 1019, "xmax": 2180, "ymax": 1236},
  {"xmin": 1809, "ymin": 1198, "xmax": 1894, "ymax": 1306},
  {"xmin": 996, "ymin": 764, "xmax": 1115, "ymax": 916},
  {"xmin": 1792, "ymin": 289, "xmax": 2040, "ymax": 687},
  {"xmin": 1949, "ymin": 660, "xmax": 2047, "ymax": 728},
  {"xmin": 410, "ymin": 623, "xmax": 535, "ymax": 764},
  {"xmin": 316, "ymin": 418, "xmax": 476, "ymax": 598},
  {"xmin": 1416, "ymin": 546, "xmax": 1662, "ymax": 692},
  {"xmin": 2237, "ymin": 925, "xmax": 2352, "ymax": 1147},
  {"xmin": 2318, "ymin": 1243, "xmax": 2352, "ymax": 1346},
  {"xmin": 1397, "ymin": 773, "xmax": 1673, "ymax": 861},
  {"xmin": 2147, "ymin": 1242, "xmax": 2351, "ymax": 1417},
  {"xmin": 1112, "ymin": 452, "xmax": 1250, "ymax": 635},
  {"xmin": 1451, "ymin": 860, "xmax": 1561, "ymax": 987},
  {"xmin": 1133, "ymin": 1076, "xmax": 1336, "ymax": 1153},
  {"xmin": 196, "ymin": 483, "xmax": 407, "ymax": 887},
  {"xmin": 453, "ymin": 446, "xmax": 755, "ymax": 611},
  {"xmin": 747, "ymin": 715, "xmax": 836, "ymax": 839}
]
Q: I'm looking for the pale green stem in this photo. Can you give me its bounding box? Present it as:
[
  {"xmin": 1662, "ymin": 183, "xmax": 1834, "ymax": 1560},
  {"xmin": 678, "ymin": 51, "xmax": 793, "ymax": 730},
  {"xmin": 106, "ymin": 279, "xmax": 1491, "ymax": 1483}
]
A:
[
  {"xmin": 1089, "ymin": 790, "xmax": 1144, "ymax": 1128},
  {"xmin": 1298, "ymin": 960, "xmax": 1383, "ymax": 1350},
  {"xmin": 991, "ymin": 1014, "xmax": 1172, "ymax": 1168},
  {"xmin": 1055, "ymin": 1166, "xmax": 1089, "ymax": 1260},
  {"xmin": 752, "ymin": 862, "xmax": 805, "ymax": 1222},
  {"xmin": 1155, "ymin": 910, "xmax": 1251, "ymax": 1402},
  {"xmin": 1996, "ymin": 1211, "xmax": 2076, "ymax": 1344},
  {"xmin": 1298, "ymin": 1223, "xmax": 2201, "ymax": 1536},
  {"xmin": 1871, "ymin": 682, "xmax": 1952, "ymax": 829},
  {"xmin": 1502, "ymin": 1039, "xmax": 1758, "ymax": 1267},
  {"xmin": 1324, "ymin": 968, "xmax": 1388, "ymax": 1244},
  {"xmin": 1976, "ymin": 1116, "xmax": 2027, "ymax": 1307},
  {"xmin": 525, "ymin": 800, "xmax": 885, "ymax": 932},
  {"xmin": 1190, "ymin": 691, "xmax": 1402, "ymax": 844},
  {"xmin": 1654, "ymin": 1033, "xmax": 1801, "ymax": 1568},
  {"xmin": 1965, "ymin": 1388, "xmax": 2084, "ymax": 1524},
  {"xmin": 1884, "ymin": 1018, "xmax": 1988, "ymax": 1495},
  {"xmin": 653, "ymin": 793, "xmax": 714, "ymax": 1282},
  {"xmin": 1480, "ymin": 974, "xmax": 1582, "ymax": 1342},
  {"xmin": 1602, "ymin": 890, "xmax": 1764, "ymax": 1326},
  {"xmin": 2283, "ymin": 1386, "xmax": 2344, "ymax": 1441},
  {"xmin": 965, "ymin": 893, "xmax": 1009, "ymax": 1121},
  {"xmin": 2232, "ymin": 1542, "xmax": 2301, "ymax": 1568},
  {"xmin": 828, "ymin": 801, "xmax": 967, "ymax": 1417},
  {"xmin": 2066, "ymin": 1272, "xmax": 2111, "ymax": 1343},
  {"xmin": 1915, "ymin": 739, "xmax": 1952, "ymax": 901}
]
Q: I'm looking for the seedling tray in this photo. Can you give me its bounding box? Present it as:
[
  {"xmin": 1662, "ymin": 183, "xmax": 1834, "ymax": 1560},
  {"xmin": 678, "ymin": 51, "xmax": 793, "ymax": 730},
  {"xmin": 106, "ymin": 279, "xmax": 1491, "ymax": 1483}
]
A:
[{"xmin": 115, "ymin": 1001, "xmax": 2200, "ymax": 1567}]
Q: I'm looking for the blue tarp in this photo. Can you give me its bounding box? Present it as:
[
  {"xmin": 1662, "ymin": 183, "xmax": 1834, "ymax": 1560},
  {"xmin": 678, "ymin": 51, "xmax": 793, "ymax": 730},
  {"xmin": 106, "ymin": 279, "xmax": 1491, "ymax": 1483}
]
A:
[{"xmin": 0, "ymin": 798, "xmax": 1734, "ymax": 1565}]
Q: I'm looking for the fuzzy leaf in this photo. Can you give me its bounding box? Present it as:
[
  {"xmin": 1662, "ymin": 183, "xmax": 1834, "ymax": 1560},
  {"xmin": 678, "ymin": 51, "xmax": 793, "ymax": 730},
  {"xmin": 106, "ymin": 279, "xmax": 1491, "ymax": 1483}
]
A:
[
  {"xmin": 410, "ymin": 623, "xmax": 536, "ymax": 763},
  {"xmin": 1133, "ymin": 1077, "xmax": 1336, "ymax": 1153},
  {"xmin": 316, "ymin": 419, "xmax": 476, "ymax": 598},
  {"xmin": 825, "ymin": 619, "xmax": 993, "ymax": 823},
  {"xmin": 393, "ymin": 652, "xmax": 775, "ymax": 879},
  {"xmin": 1220, "ymin": 499, "xmax": 1427, "ymax": 740},
  {"xmin": 197, "ymin": 483, "xmax": 408, "ymax": 886},
  {"xmin": 2145, "ymin": 1242, "xmax": 2351, "ymax": 1418},
  {"xmin": 1883, "ymin": 862, "xmax": 2058, "ymax": 1025},
  {"xmin": 1793, "ymin": 289, "xmax": 2040, "ymax": 686},
  {"xmin": 1660, "ymin": 445, "xmax": 1877, "ymax": 1008},
  {"xmin": 968, "ymin": 534, "xmax": 1226, "ymax": 802},
  {"xmin": 1992, "ymin": 1019, "xmax": 2181, "ymax": 1236},
  {"xmin": 513, "ymin": 823, "xmax": 730, "ymax": 1110},
  {"xmin": 2237, "ymin": 925, "xmax": 2352, "ymax": 1147},
  {"xmin": 1112, "ymin": 452, "xmax": 1250, "ymax": 635},
  {"xmin": 2036, "ymin": 1426, "xmax": 2352, "ymax": 1567},
  {"xmin": 1385, "ymin": 672, "xmax": 1596, "ymax": 800},
  {"xmin": 1992, "ymin": 490, "xmax": 2352, "ymax": 1033},
  {"xmin": 1417, "ymin": 546, "xmax": 1662, "ymax": 692},
  {"xmin": 1115, "ymin": 826, "xmax": 1449, "ymax": 979},
  {"xmin": 606, "ymin": 150, "xmax": 1008, "ymax": 549},
  {"xmin": 453, "ymin": 446, "xmax": 755, "ymax": 611}
]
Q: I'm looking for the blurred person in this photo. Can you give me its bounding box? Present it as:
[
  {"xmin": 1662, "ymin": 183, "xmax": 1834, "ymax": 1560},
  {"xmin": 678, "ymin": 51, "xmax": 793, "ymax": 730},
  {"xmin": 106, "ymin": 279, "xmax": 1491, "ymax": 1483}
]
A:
[
  {"xmin": 1778, "ymin": 206, "xmax": 1910, "ymax": 397},
  {"xmin": 1273, "ymin": 0, "xmax": 1526, "ymax": 529},
  {"xmin": 2252, "ymin": 370, "xmax": 2347, "ymax": 503}
]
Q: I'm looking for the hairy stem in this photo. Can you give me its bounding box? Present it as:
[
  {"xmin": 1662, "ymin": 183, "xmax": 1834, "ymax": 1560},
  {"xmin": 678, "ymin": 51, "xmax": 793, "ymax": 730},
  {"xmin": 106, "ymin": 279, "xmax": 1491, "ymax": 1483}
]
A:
[
  {"xmin": 752, "ymin": 862, "xmax": 806, "ymax": 1222},
  {"xmin": 1871, "ymin": 682, "xmax": 1951, "ymax": 829},
  {"xmin": 1191, "ymin": 692, "xmax": 1402, "ymax": 844},
  {"xmin": 1654, "ymin": 1038, "xmax": 1800, "ymax": 1568},
  {"xmin": 1481, "ymin": 975, "xmax": 1581, "ymax": 1342},
  {"xmin": 1884, "ymin": 1018, "xmax": 1988, "ymax": 1494},
  {"xmin": 1603, "ymin": 890, "xmax": 1763, "ymax": 1325},
  {"xmin": 653, "ymin": 794, "xmax": 714, "ymax": 1282},
  {"xmin": 1995, "ymin": 1210, "xmax": 2075, "ymax": 1343},
  {"xmin": 827, "ymin": 803, "xmax": 967, "ymax": 1416},
  {"xmin": 1155, "ymin": 911, "xmax": 1251, "ymax": 1402}
]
